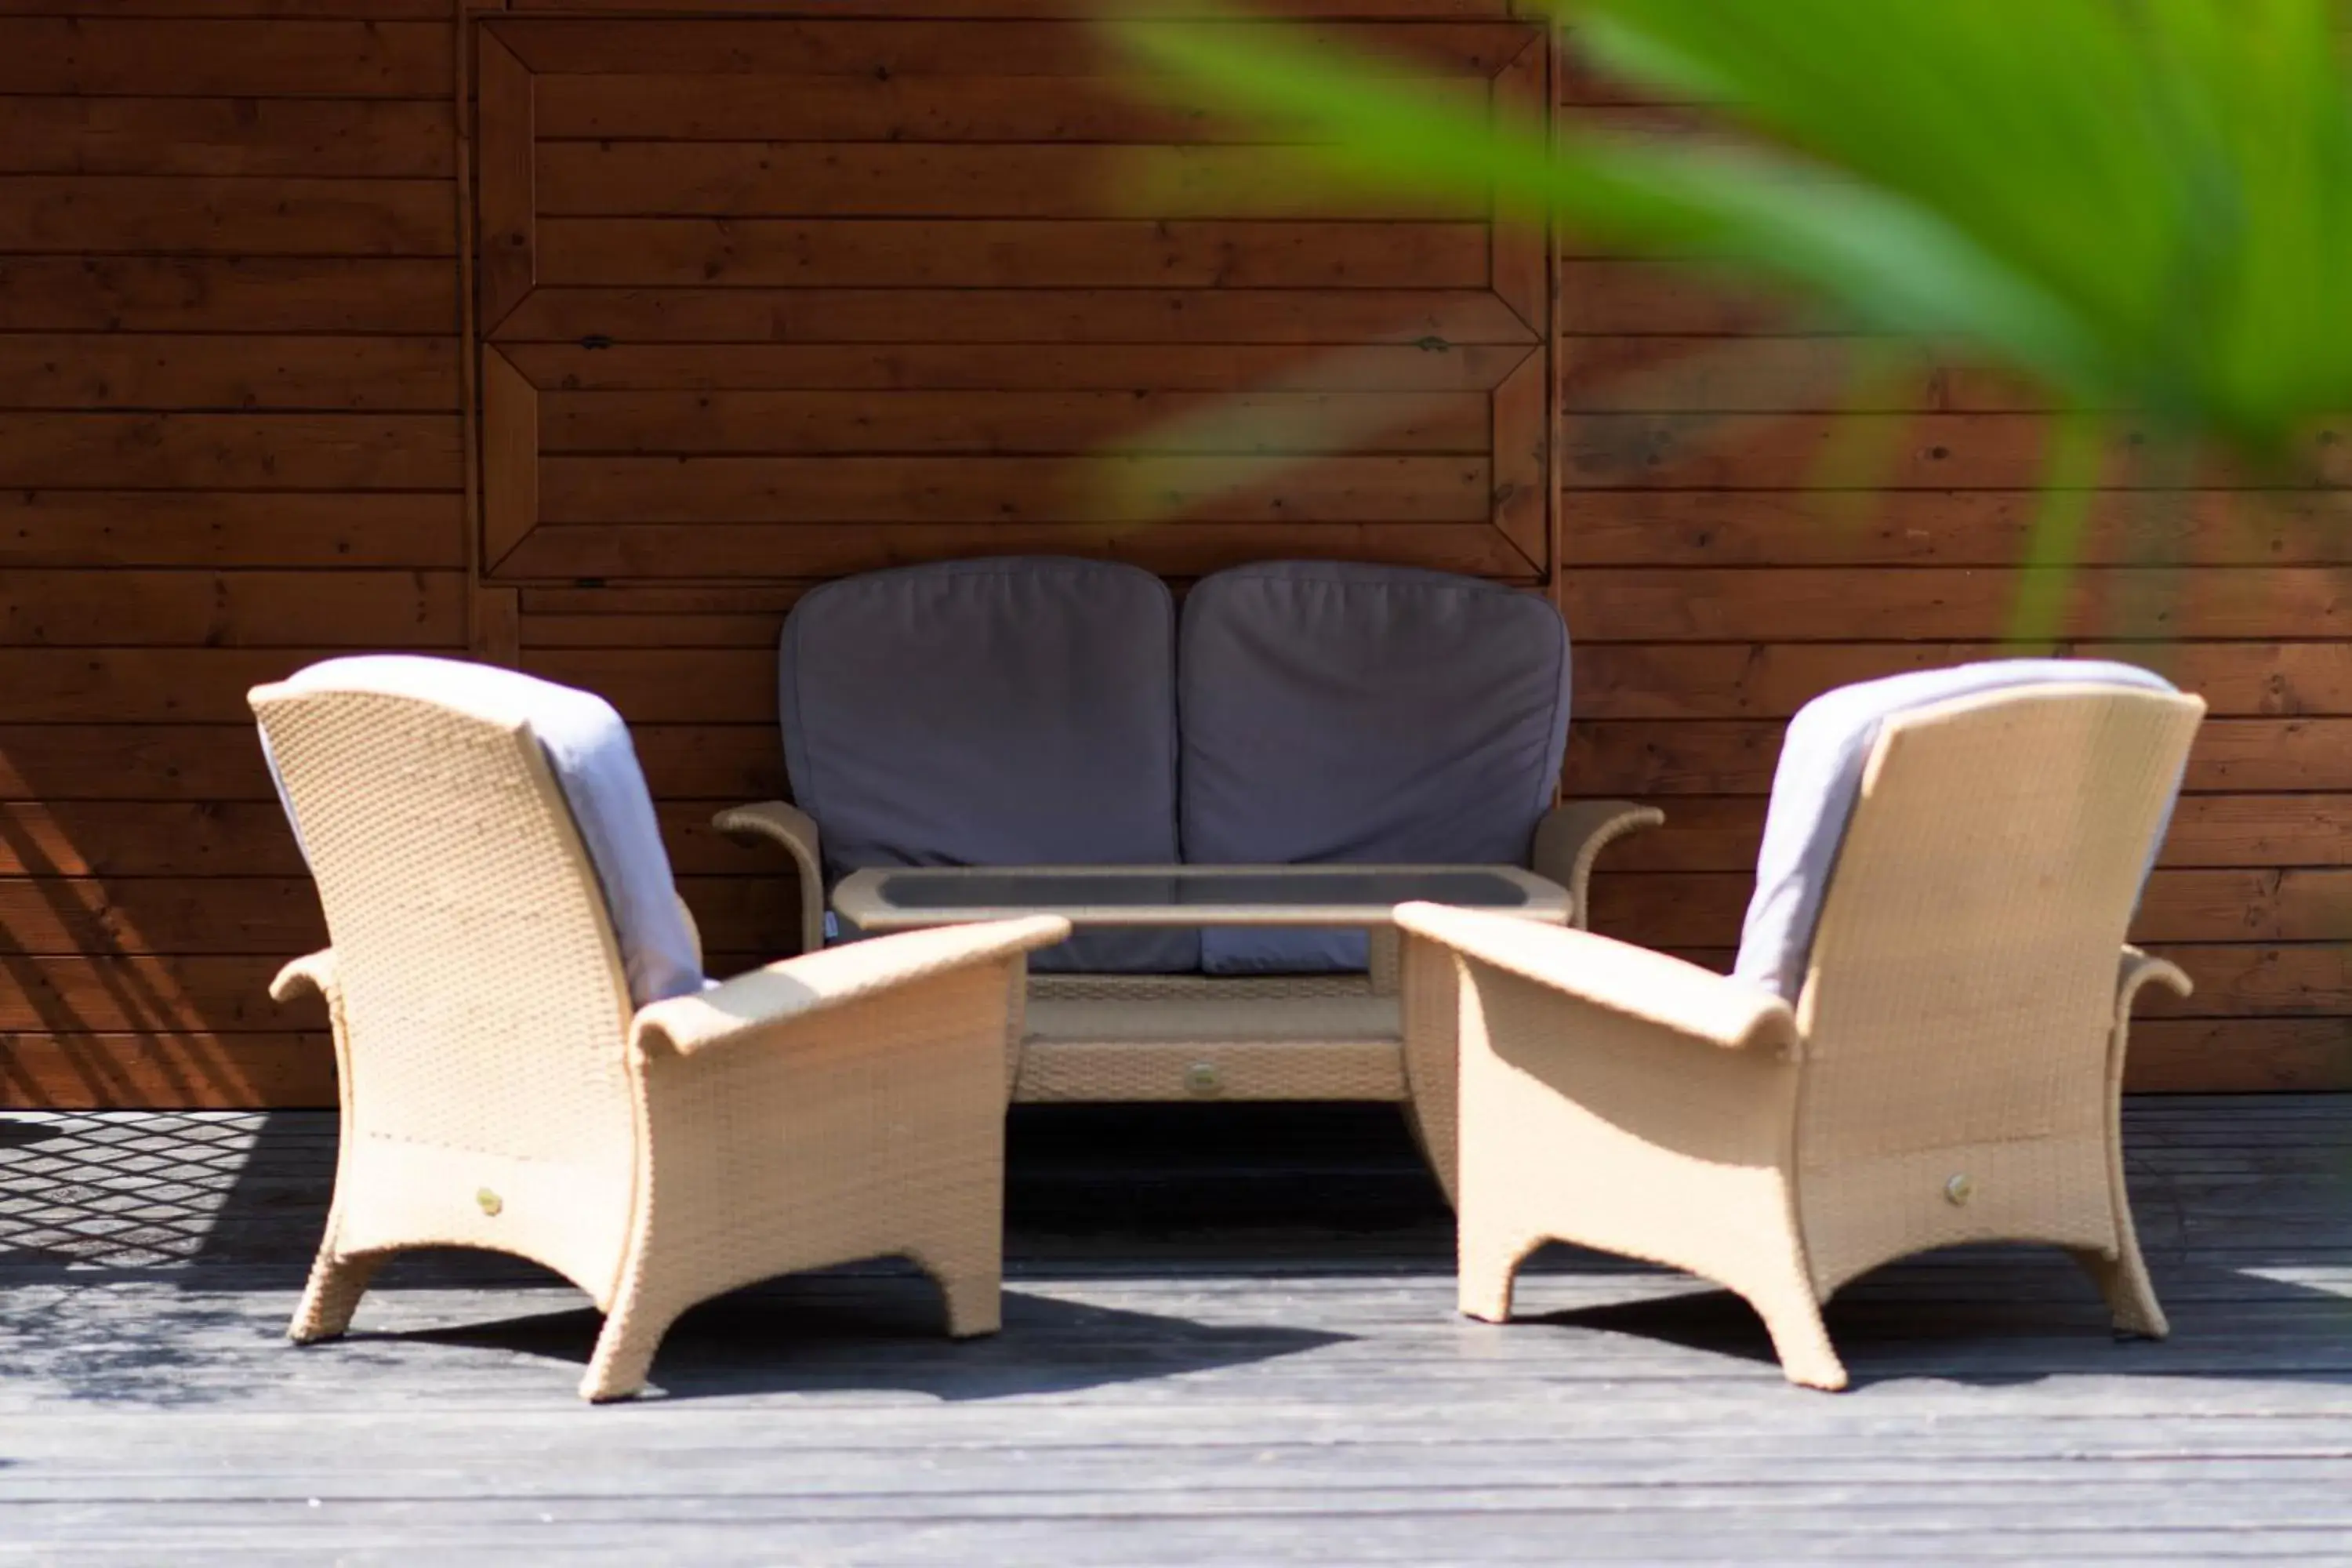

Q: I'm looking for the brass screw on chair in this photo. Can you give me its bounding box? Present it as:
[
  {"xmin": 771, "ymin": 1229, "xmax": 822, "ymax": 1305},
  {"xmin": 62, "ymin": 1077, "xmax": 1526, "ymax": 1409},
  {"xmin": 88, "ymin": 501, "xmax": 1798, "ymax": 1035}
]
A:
[
  {"xmin": 1185, "ymin": 1062, "xmax": 1221, "ymax": 1098},
  {"xmin": 477, "ymin": 1188, "xmax": 504, "ymax": 1218},
  {"xmin": 1944, "ymin": 1174, "xmax": 1974, "ymax": 1207}
]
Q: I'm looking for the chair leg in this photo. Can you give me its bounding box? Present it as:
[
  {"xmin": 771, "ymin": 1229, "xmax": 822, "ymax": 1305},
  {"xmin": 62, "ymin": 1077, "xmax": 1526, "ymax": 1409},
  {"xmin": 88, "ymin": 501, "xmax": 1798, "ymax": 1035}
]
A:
[
  {"xmin": 580, "ymin": 1283, "xmax": 688, "ymax": 1403},
  {"xmin": 1458, "ymin": 1226, "xmax": 1539, "ymax": 1324},
  {"xmin": 1742, "ymin": 1278, "xmax": 1849, "ymax": 1392},
  {"xmin": 288, "ymin": 1247, "xmax": 383, "ymax": 1345},
  {"xmin": 2071, "ymin": 1243, "xmax": 2169, "ymax": 1340},
  {"xmin": 2080, "ymin": 1109, "xmax": 2170, "ymax": 1340},
  {"xmin": 909, "ymin": 1241, "xmax": 1003, "ymax": 1339}
]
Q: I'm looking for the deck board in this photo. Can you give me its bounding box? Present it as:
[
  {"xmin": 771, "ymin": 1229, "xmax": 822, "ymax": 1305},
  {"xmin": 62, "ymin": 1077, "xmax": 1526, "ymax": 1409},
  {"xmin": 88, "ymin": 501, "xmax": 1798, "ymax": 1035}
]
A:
[{"xmin": 2, "ymin": 1098, "xmax": 2350, "ymax": 1563}]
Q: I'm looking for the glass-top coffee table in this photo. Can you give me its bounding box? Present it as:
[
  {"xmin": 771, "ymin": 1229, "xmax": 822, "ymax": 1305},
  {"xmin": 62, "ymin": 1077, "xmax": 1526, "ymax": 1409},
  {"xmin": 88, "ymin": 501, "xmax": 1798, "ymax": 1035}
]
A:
[
  {"xmin": 828, "ymin": 863, "xmax": 1573, "ymax": 1187},
  {"xmin": 830, "ymin": 863, "xmax": 1572, "ymax": 932}
]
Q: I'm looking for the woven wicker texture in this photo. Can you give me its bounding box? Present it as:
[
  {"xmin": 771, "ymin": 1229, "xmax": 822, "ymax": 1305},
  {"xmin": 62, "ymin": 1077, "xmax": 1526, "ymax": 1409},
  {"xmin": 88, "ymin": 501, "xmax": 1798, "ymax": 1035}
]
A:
[
  {"xmin": 1533, "ymin": 801, "xmax": 1667, "ymax": 931},
  {"xmin": 256, "ymin": 680, "xmax": 1066, "ymax": 1401},
  {"xmin": 1028, "ymin": 973, "xmax": 1378, "ymax": 1004},
  {"xmin": 1024, "ymin": 982, "xmax": 1405, "ymax": 1103},
  {"xmin": 1015, "ymin": 1039, "xmax": 1407, "ymax": 1103},
  {"xmin": 1400, "ymin": 684, "xmax": 2205, "ymax": 1391},
  {"xmin": 712, "ymin": 800, "xmax": 825, "ymax": 954},
  {"xmin": 1399, "ymin": 931, "xmax": 1465, "ymax": 1204}
]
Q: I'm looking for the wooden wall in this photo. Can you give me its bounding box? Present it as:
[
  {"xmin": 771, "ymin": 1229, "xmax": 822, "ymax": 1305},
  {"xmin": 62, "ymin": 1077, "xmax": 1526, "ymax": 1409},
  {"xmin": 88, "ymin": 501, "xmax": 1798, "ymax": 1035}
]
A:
[
  {"xmin": 1, "ymin": 0, "xmax": 2344, "ymax": 1106},
  {"xmin": 0, "ymin": 2, "xmax": 467, "ymax": 1106}
]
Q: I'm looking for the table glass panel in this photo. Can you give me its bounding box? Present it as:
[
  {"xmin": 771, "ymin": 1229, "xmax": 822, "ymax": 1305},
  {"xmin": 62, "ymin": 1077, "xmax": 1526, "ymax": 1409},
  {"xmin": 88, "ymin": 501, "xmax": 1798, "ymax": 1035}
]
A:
[{"xmin": 870, "ymin": 868, "xmax": 1537, "ymax": 913}]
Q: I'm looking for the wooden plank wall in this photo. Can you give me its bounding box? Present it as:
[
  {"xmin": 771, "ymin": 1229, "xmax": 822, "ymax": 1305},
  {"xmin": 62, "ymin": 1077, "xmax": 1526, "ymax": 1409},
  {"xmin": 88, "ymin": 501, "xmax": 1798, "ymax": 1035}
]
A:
[
  {"xmin": 0, "ymin": 0, "xmax": 2343, "ymax": 1105},
  {"xmin": 476, "ymin": 9, "xmax": 1555, "ymax": 1018},
  {"xmin": 0, "ymin": 1, "xmax": 466, "ymax": 1106}
]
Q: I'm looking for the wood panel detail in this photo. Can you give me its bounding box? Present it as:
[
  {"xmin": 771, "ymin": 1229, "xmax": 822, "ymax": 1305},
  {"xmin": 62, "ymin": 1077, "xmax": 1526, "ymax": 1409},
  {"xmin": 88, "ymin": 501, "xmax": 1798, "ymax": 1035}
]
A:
[
  {"xmin": 474, "ymin": 31, "xmax": 535, "ymax": 332},
  {"xmin": 480, "ymin": 347, "xmax": 538, "ymax": 568},
  {"xmin": 473, "ymin": 13, "xmax": 1550, "ymax": 585}
]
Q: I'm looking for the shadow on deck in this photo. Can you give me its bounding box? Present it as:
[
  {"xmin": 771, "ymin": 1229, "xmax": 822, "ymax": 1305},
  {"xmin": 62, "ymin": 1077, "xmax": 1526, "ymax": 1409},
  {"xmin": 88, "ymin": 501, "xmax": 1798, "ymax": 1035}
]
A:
[{"xmin": 2, "ymin": 1099, "xmax": 2349, "ymax": 1559}]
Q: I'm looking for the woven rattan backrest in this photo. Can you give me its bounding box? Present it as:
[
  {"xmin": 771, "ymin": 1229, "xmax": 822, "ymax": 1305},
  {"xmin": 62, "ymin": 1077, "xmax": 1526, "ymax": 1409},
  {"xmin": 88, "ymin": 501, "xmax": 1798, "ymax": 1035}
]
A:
[
  {"xmin": 254, "ymin": 684, "xmax": 640, "ymax": 1165},
  {"xmin": 1793, "ymin": 684, "xmax": 2203, "ymax": 1166}
]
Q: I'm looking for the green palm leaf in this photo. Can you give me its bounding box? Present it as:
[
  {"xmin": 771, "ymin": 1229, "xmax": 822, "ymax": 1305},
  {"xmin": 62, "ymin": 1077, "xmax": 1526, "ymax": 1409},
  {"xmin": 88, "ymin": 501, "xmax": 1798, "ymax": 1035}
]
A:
[{"xmin": 1112, "ymin": 0, "xmax": 2352, "ymax": 461}]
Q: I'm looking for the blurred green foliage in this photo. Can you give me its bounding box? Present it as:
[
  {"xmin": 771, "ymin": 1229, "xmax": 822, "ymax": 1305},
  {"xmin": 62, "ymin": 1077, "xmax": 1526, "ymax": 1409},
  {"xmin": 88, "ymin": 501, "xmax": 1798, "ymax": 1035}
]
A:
[
  {"xmin": 1114, "ymin": 1, "xmax": 2352, "ymax": 640},
  {"xmin": 1115, "ymin": 0, "xmax": 2352, "ymax": 465}
]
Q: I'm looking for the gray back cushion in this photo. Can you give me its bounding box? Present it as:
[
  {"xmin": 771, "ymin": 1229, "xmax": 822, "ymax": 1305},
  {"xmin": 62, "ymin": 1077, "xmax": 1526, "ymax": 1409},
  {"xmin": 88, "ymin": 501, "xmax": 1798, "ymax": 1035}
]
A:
[
  {"xmin": 1733, "ymin": 659, "xmax": 2182, "ymax": 1002},
  {"xmin": 267, "ymin": 655, "xmax": 704, "ymax": 1008},
  {"xmin": 1179, "ymin": 561, "xmax": 1573, "ymax": 974},
  {"xmin": 780, "ymin": 557, "xmax": 1195, "ymax": 974}
]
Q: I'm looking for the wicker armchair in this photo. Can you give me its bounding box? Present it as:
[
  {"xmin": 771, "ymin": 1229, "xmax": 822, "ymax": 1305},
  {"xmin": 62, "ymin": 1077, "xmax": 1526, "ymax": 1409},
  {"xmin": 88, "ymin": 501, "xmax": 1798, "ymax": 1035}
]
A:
[
  {"xmin": 254, "ymin": 658, "xmax": 1067, "ymax": 1401},
  {"xmin": 1397, "ymin": 673, "xmax": 2205, "ymax": 1389}
]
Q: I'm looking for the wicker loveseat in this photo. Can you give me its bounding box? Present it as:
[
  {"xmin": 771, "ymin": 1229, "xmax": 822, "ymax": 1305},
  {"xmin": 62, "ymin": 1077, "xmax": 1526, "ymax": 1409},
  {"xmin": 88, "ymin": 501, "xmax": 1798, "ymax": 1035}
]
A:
[{"xmin": 719, "ymin": 557, "xmax": 1657, "ymax": 1181}]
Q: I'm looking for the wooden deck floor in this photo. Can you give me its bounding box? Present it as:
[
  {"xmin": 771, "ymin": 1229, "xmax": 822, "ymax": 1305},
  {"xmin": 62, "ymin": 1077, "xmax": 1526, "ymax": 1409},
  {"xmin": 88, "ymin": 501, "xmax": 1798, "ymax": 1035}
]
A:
[{"xmin": 2, "ymin": 1098, "xmax": 2349, "ymax": 1563}]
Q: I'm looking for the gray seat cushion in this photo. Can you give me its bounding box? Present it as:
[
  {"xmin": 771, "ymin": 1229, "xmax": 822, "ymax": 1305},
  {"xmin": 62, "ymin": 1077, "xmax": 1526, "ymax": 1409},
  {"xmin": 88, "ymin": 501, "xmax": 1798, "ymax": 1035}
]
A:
[
  {"xmin": 1733, "ymin": 659, "xmax": 2182, "ymax": 1003},
  {"xmin": 266, "ymin": 655, "xmax": 704, "ymax": 1008},
  {"xmin": 780, "ymin": 556, "xmax": 1195, "ymax": 973},
  {"xmin": 1179, "ymin": 561, "xmax": 1573, "ymax": 974}
]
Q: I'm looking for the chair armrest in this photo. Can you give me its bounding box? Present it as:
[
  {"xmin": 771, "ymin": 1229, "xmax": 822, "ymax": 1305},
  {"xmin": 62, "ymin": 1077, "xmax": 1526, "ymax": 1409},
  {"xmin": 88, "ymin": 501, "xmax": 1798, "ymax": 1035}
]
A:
[
  {"xmin": 1531, "ymin": 800, "xmax": 1665, "ymax": 931},
  {"xmin": 2105, "ymin": 946, "xmax": 2190, "ymax": 1097},
  {"xmin": 2118, "ymin": 946, "xmax": 2191, "ymax": 1018},
  {"xmin": 630, "ymin": 916, "xmax": 1071, "ymax": 1062},
  {"xmin": 1396, "ymin": 902, "xmax": 1797, "ymax": 1054},
  {"xmin": 713, "ymin": 800, "xmax": 825, "ymax": 954},
  {"xmin": 270, "ymin": 949, "xmax": 339, "ymax": 1006}
]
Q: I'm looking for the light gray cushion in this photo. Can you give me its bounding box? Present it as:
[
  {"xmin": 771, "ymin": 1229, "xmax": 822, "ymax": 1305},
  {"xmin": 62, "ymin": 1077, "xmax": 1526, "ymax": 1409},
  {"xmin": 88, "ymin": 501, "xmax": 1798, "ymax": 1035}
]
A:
[
  {"xmin": 1179, "ymin": 561, "xmax": 1573, "ymax": 974},
  {"xmin": 779, "ymin": 556, "xmax": 1195, "ymax": 974},
  {"xmin": 1733, "ymin": 659, "xmax": 2182, "ymax": 1002},
  {"xmin": 266, "ymin": 655, "xmax": 703, "ymax": 1008}
]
